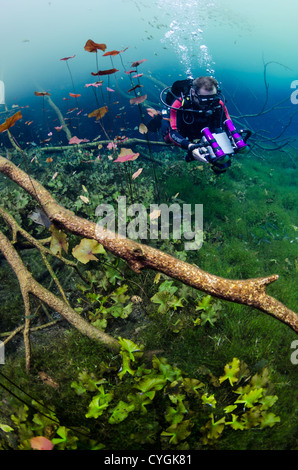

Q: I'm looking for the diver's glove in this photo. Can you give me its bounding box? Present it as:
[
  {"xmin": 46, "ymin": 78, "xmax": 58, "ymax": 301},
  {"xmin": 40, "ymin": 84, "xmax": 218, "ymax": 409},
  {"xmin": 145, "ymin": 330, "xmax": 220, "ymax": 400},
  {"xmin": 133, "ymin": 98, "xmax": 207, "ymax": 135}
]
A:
[{"xmin": 184, "ymin": 143, "xmax": 201, "ymax": 162}]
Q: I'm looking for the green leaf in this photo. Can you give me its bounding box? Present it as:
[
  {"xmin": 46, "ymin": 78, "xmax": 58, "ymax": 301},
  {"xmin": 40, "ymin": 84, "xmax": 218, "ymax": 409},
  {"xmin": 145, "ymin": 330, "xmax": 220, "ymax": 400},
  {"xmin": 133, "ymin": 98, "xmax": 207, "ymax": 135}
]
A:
[
  {"xmin": 165, "ymin": 402, "xmax": 187, "ymax": 425},
  {"xmin": 49, "ymin": 225, "xmax": 68, "ymax": 256},
  {"xmin": 0, "ymin": 423, "xmax": 14, "ymax": 433},
  {"xmin": 127, "ymin": 392, "xmax": 153, "ymax": 414},
  {"xmin": 223, "ymin": 404, "xmax": 237, "ymax": 414},
  {"xmin": 168, "ymin": 295, "xmax": 184, "ymax": 310},
  {"xmin": 182, "ymin": 377, "xmax": 204, "ymax": 395},
  {"xmin": 196, "ymin": 295, "xmax": 212, "ymax": 311},
  {"xmin": 161, "ymin": 420, "xmax": 193, "ymax": 445},
  {"xmin": 260, "ymin": 395, "xmax": 278, "ymax": 410},
  {"xmin": 135, "ymin": 375, "xmax": 167, "ymax": 394},
  {"xmin": 152, "ymin": 356, "xmax": 182, "ymax": 382},
  {"xmin": 105, "ymin": 266, "xmax": 124, "ymax": 285},
  {"xmin": 201, "ymin": 414, "xmax": 225, "ymax": 443},
  {"xmin": 108, "ymin": 401, "xmax": 135, "ymax": 424},
  {"xmin": 158, "ymin": 280, "xmax": 178, "ymax": 295},
  {"xmin": 201, "ymin": 393, "xmax": 217, "ymax": 408},
  {"xmin": 11, "ymin": 405, "xmax": 29, "ymax": 425},
  {"xmin": 118, "ymin": 353, "xmax": 136, "ymax": 379},
  {"xmin": 85, "ymin": 386, "xmax": 114, "ymax": 419},
  {"xmin": 150, "ymin": 291, "xmax": 173, "ymax": 314},
  {"xmin": 219, "ymin": 358, "xmax": 240, "ymax": 386},
  {"xmin": 259, "ymin": 412, "xmax": 280, "ymax": 428},
  {"xmin": 225, "ymin": 414, "xmax": 246, "ymax": 430},
  {"xmin": 92, "ymin": 317, "xmax": 108, "ymax": 331},
  {"xmin": 72, "ymin": 238, "xmax": 105, "ymax": 264},
  {"xmin": 118, "ymin": 337, "xmax": 142, "ymax": 361},
  {"xmin": 234, "ymin": 388, "xmax": 264, "ymax": 408}
]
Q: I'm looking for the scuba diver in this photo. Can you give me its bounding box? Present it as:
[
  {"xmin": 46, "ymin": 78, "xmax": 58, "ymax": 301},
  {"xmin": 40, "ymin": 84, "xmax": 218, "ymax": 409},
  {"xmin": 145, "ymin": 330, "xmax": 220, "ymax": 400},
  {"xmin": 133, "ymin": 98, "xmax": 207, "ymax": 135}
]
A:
[{"xmin": 148, "ymin": 76, "xmax": 251, "ymax": 174}]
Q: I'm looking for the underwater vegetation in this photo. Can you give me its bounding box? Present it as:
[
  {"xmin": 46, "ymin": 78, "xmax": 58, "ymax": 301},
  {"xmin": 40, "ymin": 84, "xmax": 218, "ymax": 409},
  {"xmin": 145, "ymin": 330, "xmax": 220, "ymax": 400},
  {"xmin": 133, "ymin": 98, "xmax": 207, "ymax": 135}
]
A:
[{"xmin": 0, "ymin": 34, "xmax": 297, "ymax": 452}]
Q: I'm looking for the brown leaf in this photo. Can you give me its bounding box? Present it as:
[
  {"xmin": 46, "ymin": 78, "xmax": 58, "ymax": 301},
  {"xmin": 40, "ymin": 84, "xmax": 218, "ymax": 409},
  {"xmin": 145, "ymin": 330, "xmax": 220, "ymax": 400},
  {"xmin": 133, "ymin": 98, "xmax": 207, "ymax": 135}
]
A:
[
  {"xmin": 102, "ymin": 50, "xmax": 120, "ymax": 56},
  {"xmin": 130, "ymin": 94, "xmax": 147, "ymax": 105},
  {"xmin": 84, "ymin": 39, "xmax": 107, "ymax": 52},
  {"xmin": 138, "ymin": 123, "xmax": 148, "ymax": 134},
  {"xmin": 0, "ymin": 111, "xmax": 22, "ymax": 133},
  {"xmin": 34, "ymin": 91, "xmax": 51, "ymax": 96},
  {"xmin": 38, "ymin": 371, "xmax": 60, "ymax": 389},
  {"xmin": 91, "ymin": 68, "xmax": 119, "ymax": 76},
  {"xmin": 88, "ymin": 106, "xmax": 108, "ymax": 120}
]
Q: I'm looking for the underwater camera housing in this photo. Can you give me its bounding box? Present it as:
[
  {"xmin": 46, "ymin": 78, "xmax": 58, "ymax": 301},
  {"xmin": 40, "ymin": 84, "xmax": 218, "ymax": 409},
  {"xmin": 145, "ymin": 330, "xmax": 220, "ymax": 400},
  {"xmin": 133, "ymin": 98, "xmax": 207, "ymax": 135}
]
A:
[
  {"xmin": 196, "ymin": 123, "xmax": 251, "ymax": 173},
  {"xmin": 200, "ymin": 121, "xmax": 251, "ymax": 164}
]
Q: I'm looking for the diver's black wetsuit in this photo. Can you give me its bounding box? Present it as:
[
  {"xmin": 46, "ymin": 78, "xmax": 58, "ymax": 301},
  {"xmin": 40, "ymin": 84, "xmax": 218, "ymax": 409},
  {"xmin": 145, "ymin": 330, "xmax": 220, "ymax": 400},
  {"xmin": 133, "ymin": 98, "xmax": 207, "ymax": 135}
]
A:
[{"xmin": 164, "ymin": 95, "xmax": 230, "ymax": 149}]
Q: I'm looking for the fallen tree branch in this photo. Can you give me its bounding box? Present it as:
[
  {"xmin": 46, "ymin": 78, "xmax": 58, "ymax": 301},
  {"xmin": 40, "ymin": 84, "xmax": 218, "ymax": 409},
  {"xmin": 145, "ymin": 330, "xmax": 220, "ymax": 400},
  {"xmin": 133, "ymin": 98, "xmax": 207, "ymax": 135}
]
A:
[
  {"xmin": 0, "ymin": 155, "xmax": 297, "ymax": 333},
  {"xmin": 38, "ymin": 138, "xmax": 172, "ymax": 153},
  {"xmin": 0, "ymin": 229, "xmax": 120, "ymax": 353}
]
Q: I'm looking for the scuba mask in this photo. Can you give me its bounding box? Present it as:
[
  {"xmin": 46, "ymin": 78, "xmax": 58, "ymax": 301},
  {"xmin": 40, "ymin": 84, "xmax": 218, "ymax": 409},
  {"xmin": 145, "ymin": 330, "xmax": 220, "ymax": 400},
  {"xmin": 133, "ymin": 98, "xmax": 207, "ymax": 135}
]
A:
[{"xmin": 191, "ymin": 89, "xmax": 222, "ymax": 115}]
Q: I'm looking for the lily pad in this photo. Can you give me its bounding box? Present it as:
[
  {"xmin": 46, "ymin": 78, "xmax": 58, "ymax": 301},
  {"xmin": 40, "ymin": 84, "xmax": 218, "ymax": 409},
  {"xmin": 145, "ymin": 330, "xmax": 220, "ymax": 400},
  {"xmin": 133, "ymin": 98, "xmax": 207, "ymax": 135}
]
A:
[{"xmin": 72, "ymin": 238, "xmax": 106, "ymax": 264}]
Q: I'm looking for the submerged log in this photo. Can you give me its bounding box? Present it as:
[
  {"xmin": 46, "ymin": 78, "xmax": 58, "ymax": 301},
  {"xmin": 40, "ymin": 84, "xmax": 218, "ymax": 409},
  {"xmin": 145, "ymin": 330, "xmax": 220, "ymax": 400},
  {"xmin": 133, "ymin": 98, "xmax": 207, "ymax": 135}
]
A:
[{"xmin": 0, "ymin": 155, "xmax": 297, "ymax": 333}]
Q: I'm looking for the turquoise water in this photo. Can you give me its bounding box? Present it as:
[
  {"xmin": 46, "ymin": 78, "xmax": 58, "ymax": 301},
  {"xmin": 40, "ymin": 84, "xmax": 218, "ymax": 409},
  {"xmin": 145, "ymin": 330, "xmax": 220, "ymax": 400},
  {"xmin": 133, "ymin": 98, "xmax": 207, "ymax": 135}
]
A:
[{"xmin": 1, "ymin": 0, "xmax": 297, "ymax": 130}]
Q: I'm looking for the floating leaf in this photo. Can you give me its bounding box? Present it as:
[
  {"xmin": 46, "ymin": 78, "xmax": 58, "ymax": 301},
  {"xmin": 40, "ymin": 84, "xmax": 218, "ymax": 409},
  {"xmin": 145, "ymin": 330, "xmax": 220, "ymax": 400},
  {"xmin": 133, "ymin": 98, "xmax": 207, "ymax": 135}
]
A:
[
  {"xmin": 79, "ymin": 195, "xmax": 89, "ymax": 204},
  {"xmin": 34, "ymin": 91, "xmax": 50, "ymax": 96},
  {"xmin": 114, "ymin": 148, "xmax": 139, "ymax": 162},
  {"xmin": 127, "ymin": 84, "xmax": 143, "ymax": 93},
  {"xmin": 50, "ymin": 226, "xmax": 68, "ymax": 256},
  {"xmin": 149, "ymin": 209, "xmax": 161, "ymax": 220},
  {"xmin": 85, "ymin": 81, "xmax": 103, "ymax": 88},
  {"xmin": 130, "ymin": 94, "xmax": 147, "ymax": 105},
  {"xmin": 0, "ymin": 111, "xmax": 22, "ymax": 133},
  {"xmin": 60, "ymin": 55, "xmax": 76, "ymax": 61},
  {"xmin": 88, "ymin": 106, "xmax": 108, "ymax": 120},
  {"xmin": 91, "ymin": 68, "xmax": 118, "ymax": 76},
  {"xmin": 138, "ymin": 123, "xmax": 148, "ymax": 134},
  {"xmin": 72, "ymin": 238, "xmax": 106, "ymax": 264},
  {"xmin": 69, "ymin": 136, "xmax": 90, "ymax": 144},
  {"xmin": 30, "ymin": 436, "xmax": 54, "ymax": 450},
  {"xmin": 84, "ymin": 39, "xmax": 106, "ymax": 52},
  {"xmin": 132, "ymin": 168, "xmax": 143, "ymax": 179},
  {"xmin": 146, "ymin": 107, "xmax": 161, "ymax": 117},
  {"xmin": 103, "ymin": 50, "xmax": 120, "ymax": 56},
  {"xmin": 131, "ymin": 59, "xmax": 147, "ymax": 67}
]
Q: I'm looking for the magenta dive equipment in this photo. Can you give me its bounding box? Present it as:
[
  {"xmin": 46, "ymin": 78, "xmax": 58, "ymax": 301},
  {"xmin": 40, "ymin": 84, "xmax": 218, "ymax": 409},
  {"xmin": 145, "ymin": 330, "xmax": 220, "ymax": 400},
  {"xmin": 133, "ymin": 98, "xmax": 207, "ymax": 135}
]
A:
[{"xmin": 224, "ymin": 119, "xmax": 247, "ymax": 150}]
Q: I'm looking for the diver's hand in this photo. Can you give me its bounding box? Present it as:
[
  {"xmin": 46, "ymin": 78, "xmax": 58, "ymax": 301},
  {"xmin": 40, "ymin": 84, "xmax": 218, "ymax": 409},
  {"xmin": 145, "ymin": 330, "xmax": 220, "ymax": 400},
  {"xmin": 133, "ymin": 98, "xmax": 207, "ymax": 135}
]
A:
[
  {"xmin": 192, "ymin": 147, "xmax": 210, "ymax": 164},
  {"xmin": 185, "ymin": 143, "xmax": 200, "ymax": 162}
]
